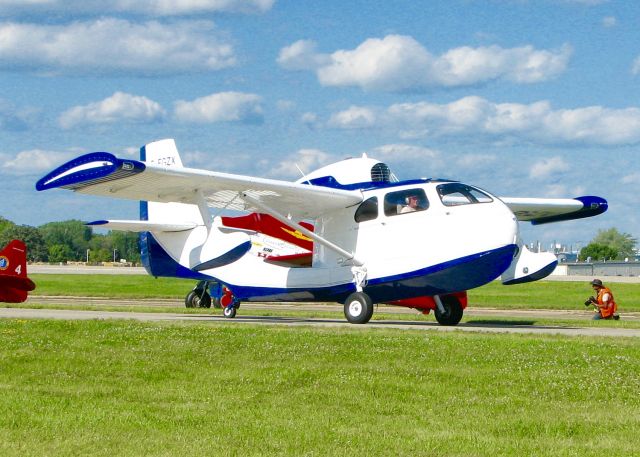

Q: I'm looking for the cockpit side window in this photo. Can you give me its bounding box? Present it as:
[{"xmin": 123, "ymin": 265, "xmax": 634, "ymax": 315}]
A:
[
  {"xmin": 437, "ymin": 183, "xmax": 493, "ymax": 206},
  {"xmin": 384, "ymin": 189, "xmax": 428, "ymax": 216},
  {"xmin": 354, "ymin": 197, "xmax": 378, "ymax": 223}
]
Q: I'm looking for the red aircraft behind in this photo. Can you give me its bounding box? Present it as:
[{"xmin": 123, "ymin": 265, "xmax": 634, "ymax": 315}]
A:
[{"xmin": 0, "ymin": 240, "xmax": 36, "ymax": 303}]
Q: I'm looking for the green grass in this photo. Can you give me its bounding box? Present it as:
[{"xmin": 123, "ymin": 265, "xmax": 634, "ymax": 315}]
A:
[
  {"xmin": 469, "ymin": 280, "xmax": 640, "ymax": 311},
  {"xmin": 1, "ymin": 319, "xmax": 639, "ymax": 456},
  {"xmin": 30, "ymin": 274, "xmax": 195, "ymax": 298}
]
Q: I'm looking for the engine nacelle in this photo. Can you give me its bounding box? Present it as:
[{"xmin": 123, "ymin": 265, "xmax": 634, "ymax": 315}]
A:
[{"xmin": 501, "ymin": 245, "xmax": 557, "ymax": 285}]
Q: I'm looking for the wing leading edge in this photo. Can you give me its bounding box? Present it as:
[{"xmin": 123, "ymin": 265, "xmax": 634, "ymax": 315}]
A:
[
  {"xmin": 501, "ymin": 196, "xmax": 608, "ymax": 225},
  {"xmin": 35, "ymin": 151, "xmax": 363, "ymax": 220}
]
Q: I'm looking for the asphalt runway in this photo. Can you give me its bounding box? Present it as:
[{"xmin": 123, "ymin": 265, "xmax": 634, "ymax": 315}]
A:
[{"xmin": 2, "ymin": 296, "xmax": 639, "ymax": 338}]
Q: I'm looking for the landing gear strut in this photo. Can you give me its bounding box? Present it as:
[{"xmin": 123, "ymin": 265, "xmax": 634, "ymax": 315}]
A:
[{"xmin": 220, "ymin": 287, "xmax": 239, "ymax": 319}]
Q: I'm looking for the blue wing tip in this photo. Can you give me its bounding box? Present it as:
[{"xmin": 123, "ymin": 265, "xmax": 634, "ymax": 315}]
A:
[
  {"xmin": 35, "ymin": 152, "xmax": 145, "ymax": 191},
  {"xmin": 531, "ymin": 195, "xmax": 608, "ymax": 225}
]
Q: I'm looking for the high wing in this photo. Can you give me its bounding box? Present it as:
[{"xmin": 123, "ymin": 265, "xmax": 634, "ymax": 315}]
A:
[
  {"xmin": 35, "ymin": 152, "xmax": 363, "ymax": 220},
  {"xmin": 501, "ymin": 196, "xmax": 608, "ymax": 225}
]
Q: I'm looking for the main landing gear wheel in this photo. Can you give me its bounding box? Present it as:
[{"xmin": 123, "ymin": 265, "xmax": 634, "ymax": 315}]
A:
[
  {"xmin": 185, "ymin": 290, "xmax": 212, "ymax": 308},
  {"xmin": 344, "ymin": 292, "xmax": 374, "ymax": 324},
  {"xmin": 434, "ymin": 295, "xmax": 463, "ymax": 326}
]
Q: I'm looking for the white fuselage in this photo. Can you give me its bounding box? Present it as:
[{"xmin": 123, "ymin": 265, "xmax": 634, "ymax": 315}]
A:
[{"xmin": 177, "ymin": 180, "xmax": 519, "ymax": 302}]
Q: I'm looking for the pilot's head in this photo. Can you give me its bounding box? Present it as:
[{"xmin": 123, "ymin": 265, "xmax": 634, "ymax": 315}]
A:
[{"xmin": 406, "ymin": 195, "xmax": 419, "ymax": 207}]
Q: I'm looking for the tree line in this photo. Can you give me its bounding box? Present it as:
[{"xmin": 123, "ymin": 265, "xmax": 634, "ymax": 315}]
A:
[
  {"xmin": 578, "ymin": 228, "xmax": 638, "ymax": 262},
  {"xmin": 0, "ymin": 217, "xmax": 141, "ymax": 264}
]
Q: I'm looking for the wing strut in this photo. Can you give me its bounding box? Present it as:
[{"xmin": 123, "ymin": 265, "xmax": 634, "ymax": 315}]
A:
[{"xmin": 240, "ymin": 193, "xmax": 364, "ymax": 267}]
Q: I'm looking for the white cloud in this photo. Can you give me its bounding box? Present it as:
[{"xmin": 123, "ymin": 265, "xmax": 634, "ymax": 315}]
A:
[
  {"xmin": 328, "ymin": 97, "xmax": 640, "ymax": 147},
  {"xmin": 0, "ymin": 99, "xmax": 38, "ymax": 131},
  {"xmin": 369, "ymin": 144, "xmax": 439, "ymax": 161},
  {"xmin": 59, "ymin": 92, "xmax": 166, "ymax": 129},
  {"xmin": 268, "ymin": 149, "xmax": 335, "ymax": 179},
  {"xmin": 0, "ymin": 19, "xmax": 236, "ymax": 75},
  {"xmin": 318, "ymin": 36, "xmax": 433, "ymax": 92},
  {"xmin": 0, "ymin": 0, "xmax": 274, "ymax": 16},
  {"xmin": 622, "ymin": 173, "xmax": 640, "ymax": 185},
  {"xmin": 301, "ymin": 112, "xmax": 320, "ymax": 129},
  {"xmin": 529, "ymin": 157, "xmax": 570, "ymax": 179},
  {"xmin": 174, "ymin": 91, "xmax": 263, "ymax": 124},
  {"xmin": 277, "ymin": 40, "xmax": 330, "ymax": 71},
  {"xmin": 2, "ymin": 149, "xmax": 75, "ymax": 174},
  {"xmin": 328, "ymin": 106, "xmax": 378, "ymax": 129},
  {"xmin": 602, "ymin": 16, "xmax": 617, "ymax": 27},
  {"xmin": 455, "ymin": 153, "xmax": 497, "ymax": 169},
  {"xmin": 279, "ymin": 35, "xmax": 571, "ymax": 92}
]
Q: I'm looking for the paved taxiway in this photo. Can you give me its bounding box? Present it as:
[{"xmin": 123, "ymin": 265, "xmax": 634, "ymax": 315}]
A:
[
  {"xmin": 13, "ymin": 268, "xmax": 640, "ymax": 337},
  {"xmin": 2, "ymin": 296, "xmax": 639, "ymax": 338}
]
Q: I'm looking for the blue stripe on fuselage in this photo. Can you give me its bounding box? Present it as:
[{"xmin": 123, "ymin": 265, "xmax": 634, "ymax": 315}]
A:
[{"xmin": 227, "ymin": 244, "xmax": 518, "ymax": 303}]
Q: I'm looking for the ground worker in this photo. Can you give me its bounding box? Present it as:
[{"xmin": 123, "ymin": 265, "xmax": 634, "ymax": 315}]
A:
[{"xmin": 586, "ymin": 279, "xmax": 619, "ymax": 320}]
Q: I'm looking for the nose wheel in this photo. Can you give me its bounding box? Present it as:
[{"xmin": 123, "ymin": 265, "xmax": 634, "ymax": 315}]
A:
[
  {"xmin": 220, "ymin": 288, "xmax": 239, "ymax": 318},
  {"xmin": 223, "ymin": 305, "xmax": 237, "ymax": 318}
]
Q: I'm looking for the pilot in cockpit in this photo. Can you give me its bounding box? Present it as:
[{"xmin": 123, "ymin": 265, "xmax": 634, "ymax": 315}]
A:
[{"xmin": 400, "ymin": 195, "xmax": 420, "ymax": 213}]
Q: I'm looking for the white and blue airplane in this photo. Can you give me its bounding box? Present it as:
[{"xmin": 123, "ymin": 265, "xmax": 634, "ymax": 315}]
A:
[{"xmin": 36, "ymin": 139, "xmax": 607, "ymax": 325}]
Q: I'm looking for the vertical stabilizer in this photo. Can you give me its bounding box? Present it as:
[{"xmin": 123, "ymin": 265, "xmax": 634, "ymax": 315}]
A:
[
  {"xmin": 139, "ymin": 139, "xmax": 206, "ymax": 226},
  {"xmin": 0, "ymin": 240, "xmax": 36, "ymax": 303},
  {"xmin": 137, "ymin": 139, "xmax": 230, "ymax": 279}
]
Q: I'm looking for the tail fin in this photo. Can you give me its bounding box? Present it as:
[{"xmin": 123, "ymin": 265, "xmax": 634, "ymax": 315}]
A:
[
  {"xmin": 0, "ymin": 239, "xmax": 36, "ymax": 303},
  {"xmin": 137, "ymin": 140, "xmax": 250, "ymax": 279},
  {"xmin": 140, "ymin": 139, "xmax": 206, "ymax": 226}
]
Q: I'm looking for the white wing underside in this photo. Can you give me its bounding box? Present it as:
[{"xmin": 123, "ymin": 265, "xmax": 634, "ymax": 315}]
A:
[
  {"xmin": 72, "ymin": 163, "xmax": 363, "ymax": 220},
  {"xmin": 501, "ymin": 197, "xmax": 583, "ymax": 221}
]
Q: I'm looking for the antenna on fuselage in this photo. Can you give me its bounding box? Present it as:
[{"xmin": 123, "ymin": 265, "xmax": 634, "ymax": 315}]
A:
[{"xmin": 295, "ymin": 164, "xmax": 312, "ymax": 185}]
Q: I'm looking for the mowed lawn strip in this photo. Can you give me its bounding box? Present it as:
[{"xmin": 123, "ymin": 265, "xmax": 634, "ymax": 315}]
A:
[{"xmin": 1, "ymin": 319, "xmax": 638, "ymax": 456}]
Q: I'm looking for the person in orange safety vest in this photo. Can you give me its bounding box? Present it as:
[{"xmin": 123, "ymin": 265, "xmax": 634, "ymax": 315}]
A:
[{"xmin": 587, "ymin": 279, "xmax": 619, "ymax": 320}]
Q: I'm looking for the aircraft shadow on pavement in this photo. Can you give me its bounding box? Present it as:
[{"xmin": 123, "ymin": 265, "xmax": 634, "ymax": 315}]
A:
[
  {"xmin": 464, "ymin": 319, "xmax": 536, "ymax": 327},
  {"xmin": 192, "ymin": 314, "xmax": 573, "ymax": 331}
]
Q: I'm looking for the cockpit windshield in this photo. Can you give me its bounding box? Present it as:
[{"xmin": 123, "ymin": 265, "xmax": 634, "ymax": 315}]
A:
[{"xmin": 437, "ymin": 183, "xmax": 493, "ymax": 206}]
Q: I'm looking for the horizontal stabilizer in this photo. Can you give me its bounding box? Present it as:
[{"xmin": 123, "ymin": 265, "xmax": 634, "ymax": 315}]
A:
[{"xmin": 87, "ymin": 220, "xmax": 198, "ymax": 232}]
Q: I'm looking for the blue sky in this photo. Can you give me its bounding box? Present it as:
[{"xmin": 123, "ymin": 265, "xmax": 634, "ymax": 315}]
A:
[{"xmin": 0, "ymin": 0, "xmax": 638, "ymax": 249}]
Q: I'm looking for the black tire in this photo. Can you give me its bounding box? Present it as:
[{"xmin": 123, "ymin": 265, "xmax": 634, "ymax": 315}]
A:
[
  {"xmin": 185, "ymin": 290, "xmax": 212, "ymax": 308},
  {"xmin": 198, "ymin": 292, "xmax": 212, "ymax": 308},
  {"xmin": 434, "ymin": 295, "xmax": 463, "ymax": 326},
  {"xmin": 185, "ymin": 291, "xmax": 198, "ymax": 308},
  {"xmin": 223, "ymin": 306, "xmax": 237, "ymax": 318},
  {"xmin": 344, "ymin": 292, "xmax": 374, "ymax": 324}
]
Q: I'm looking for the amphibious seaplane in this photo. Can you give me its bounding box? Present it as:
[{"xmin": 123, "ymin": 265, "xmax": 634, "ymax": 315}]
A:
[
  {"xmin": 0, "ymin": 240, "xmax": 36, "ymax": 303},
  {"xmin": 36, "ymin": 139, "xmax": 607, "ymax": 325}
]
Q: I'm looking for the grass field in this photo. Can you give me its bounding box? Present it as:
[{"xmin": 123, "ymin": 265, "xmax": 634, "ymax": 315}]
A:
[
  {"xmin": 1, "ymin": 319, "xmax": 639, "ymax": 456},
  {"xmin": 2, "ymin": 275, "xmax": 639, "ymax": 455}
]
